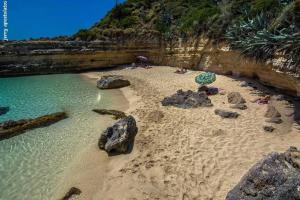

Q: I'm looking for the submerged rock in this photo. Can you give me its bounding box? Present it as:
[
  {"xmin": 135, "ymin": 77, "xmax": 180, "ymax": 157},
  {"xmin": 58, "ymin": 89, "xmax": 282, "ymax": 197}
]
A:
[
  {"xmin": 228, "ymin": 92, "xmax": 246, "ymax": 104},
  {"xmin": 0, "ymin": 112, "xmax": 67, "ymax": 140},
  {"xmin": 226, "ymin": 147, "xmax": 300, "ymax": 200},
  {"xmin": 92, "ymin": 109, "xmax": 126, "ymax": 120},
  {"xmin": 61, "ymin": 187, "xmax": 82, "ymax": 200},
  {"xmin": 97, "ymin": 75, "xmax": 130, "ymax": 89},
  {"xmin": 0, "ymin": 106, "xmax": 9, "ymax": 116},
  {"xmin": 98, "ymin": 115, "xmax": 138, "ymax": 154},
  {"xmin": 161, "ymin": 90, "xmax": 213, "ymax": 109},
  {"xmin": 215, "ymin": 109, "xmax": 239, "ymax": 118}
]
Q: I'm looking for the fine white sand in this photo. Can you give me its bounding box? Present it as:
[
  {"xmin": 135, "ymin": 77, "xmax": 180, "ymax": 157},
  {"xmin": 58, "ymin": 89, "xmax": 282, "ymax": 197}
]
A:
[{"xmin": 61, "ymin": 66, "xmax": 300, "ymax": 200}]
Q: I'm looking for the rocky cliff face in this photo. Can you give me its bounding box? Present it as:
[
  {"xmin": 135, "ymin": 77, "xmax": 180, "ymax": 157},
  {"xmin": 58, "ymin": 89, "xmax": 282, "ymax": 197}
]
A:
[
  {"xmin": 0, "ymin": 40, "xmax": 162, "ymax": 76},
  {"xmin": 161, "ymin": 38, "xmax": 300, "ymax": 96},
  {"xmin": 1, "ymin": 38, "xmax": 300, "ymax": 96}
]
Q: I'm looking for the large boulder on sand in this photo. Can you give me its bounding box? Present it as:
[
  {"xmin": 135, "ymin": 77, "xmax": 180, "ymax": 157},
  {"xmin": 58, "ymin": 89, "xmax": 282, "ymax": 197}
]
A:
[
  {"xmin": 161, "ymin": 90, "xmax": 213, "ymax": 109},
  {"xmin": 226, "ymin": 147, "xmax": 300, "ymax": 200},
  {"xmin": 97, "ymin": 75, "xmax": 130, "ymax": 89},
  {"xmin": 228, "ymin": 92, "xmax": 246, "ymax": 104},
  {"xmin": 98, "ymin": 115, "xmax": 138, "ymax": 154}
]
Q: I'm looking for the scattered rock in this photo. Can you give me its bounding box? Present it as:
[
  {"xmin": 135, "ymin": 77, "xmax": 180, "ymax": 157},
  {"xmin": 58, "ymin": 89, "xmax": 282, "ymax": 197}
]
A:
[
  {"xmin": 98, "ymin": 115, "xmax": 138, "ymax": 154},
  {"xmin": 227, "ymin": 92, "xmax": 246, "ymax": 104},
  {"xmin": 265, "ymin": 117, "xmax": 283, "ymax": 124},
  {"xmin": 198, "ymin": 86, "xmax": 209, "ymax": 92},
  {"xmin": 272, "ymin": 94, "xmax": 285, "ymax": 101},
  {"xmin": 198, "ymin": 86, "xmax": 219, "ymax": 95},
  {"xmin": 263, "ymin": 125, "xmax": 275, "ymax": 132},
  {"xmin": 146, "ymin": 110, "xmax": 164, "ymax": 123},
  {"xmin": 97, "ymin": 75, "xmax": 130, "ymax": 89},
  {"xmin": 265, "ymin": 105, "xmax": 281, "ymax": 118},
  {"xmin": 214, "ymin": 109, "xmax": 239, "ymax": 119},
  {"xmin": 0, "ymin": 112, "xmax": 67, "ymax": 140},
  {"xmin": 0, "ymin": 106, "xmax": 9, "ymax": 116},
  {"xmin": 92, "ymin": 109, "xmax": 126, "ymax": 120},
  {"xmin": 61, "ymin": 187, "xmax": 82, "ymax": 200},
  {"xmin": 219, "ymin": 90, "xmax": 226, "ymax": 95},
  {"xmin": 240, "ymin": 81, "xmax": 248, "ymax": 87},
  {"xmin": 226, "ymin": 147, "xmax": 300, "ymax": 200},
  {"xmin": 210, "ymin": 129, "xmax": 226, "ymax": 137},
  {"xmin": 161, "ymin": 90, "xmax": 213, "ymax": 109},
  {"xmin": 230, "ymin": 103, "xmax": 247, "ymax": 110}
]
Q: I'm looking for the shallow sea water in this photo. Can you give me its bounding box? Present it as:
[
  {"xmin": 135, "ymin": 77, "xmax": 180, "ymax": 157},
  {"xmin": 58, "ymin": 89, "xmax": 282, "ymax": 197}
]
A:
[{"xmin": 0, "ymin": 74, "xmax": 126, "ymax": 200}]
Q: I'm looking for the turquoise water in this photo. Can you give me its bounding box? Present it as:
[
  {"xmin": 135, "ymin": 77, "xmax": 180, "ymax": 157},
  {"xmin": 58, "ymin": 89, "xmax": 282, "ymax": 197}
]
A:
[{"xmin": 0, "ymin": 74, "xmax": 126, "ymax": 200}]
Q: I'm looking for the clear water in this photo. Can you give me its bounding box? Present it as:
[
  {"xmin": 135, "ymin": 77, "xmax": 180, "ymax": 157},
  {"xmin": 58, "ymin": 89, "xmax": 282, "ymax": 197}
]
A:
[{"xmin": 0, "ymin": 74, "xmax": 127, "ymax": 200}]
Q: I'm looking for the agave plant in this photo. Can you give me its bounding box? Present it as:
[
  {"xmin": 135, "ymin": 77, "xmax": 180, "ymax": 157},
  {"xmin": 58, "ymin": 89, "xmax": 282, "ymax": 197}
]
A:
[{"xmin": 226, "ymin": 13, "xmax": 300, "ymax": 73}]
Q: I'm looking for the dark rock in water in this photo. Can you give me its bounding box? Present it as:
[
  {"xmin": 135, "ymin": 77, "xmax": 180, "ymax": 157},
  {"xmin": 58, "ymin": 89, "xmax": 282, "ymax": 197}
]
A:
[
  {"xmin": 0, "ymin": 107, "xmax": 9, "ymax": 116},
  {"xmin": 226, "ymin": 147, "xmax": 300, "ymax": 200},
  {"xmin": 61, "ymin": 187, "xmax": 82, "ymax": 200},
  {"xmin": 99, "ymin": 115, "xmax": 138, "ymax": 154},
  {"xmin": 0, "ymin": 112, "xmax": 67, "ymax": 140},
  {"xmin": 230, "ymin": 103, "xmax": 248, "ymax": 110},
  {"xmin": 92, "ymin": 109, "xmax": 126, "ymax": 120},
  {"xmin": 214, "ymin": 109, "xmax": 239, "ymax": 118},
  {"xmin": 265, "ymin": 105, "xmax": 281, "ymax": 118},
  {"xmin": 97, "ymin": 75, "xmax": 130, "ymax": 89},
  {"xmin": 0, "ymin": 119, "xmax": 30, "ymax": 129},
  {"xmin": 265, "ymin": 117, "xmax": 283, "ymax": 124},
  {"xmin": 228, "ymin": 92, "xmax": 246, "ymax": 104},
  {"xmin": 263, "ymin": 125, "xmax": 275, "ymax": 132},
  {"xmin": 161, "ymin": 90, "xmax": 213, "ymax": 109}
]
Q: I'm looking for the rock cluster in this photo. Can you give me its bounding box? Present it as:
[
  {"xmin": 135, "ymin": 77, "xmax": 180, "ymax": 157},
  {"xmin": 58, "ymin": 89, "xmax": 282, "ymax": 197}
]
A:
[
  {"xmin": 92, "ymin": 109, "xmax": 126, "ymax": 120},
  {"xmin": 226, "ymin": 147, "xmax": 300, "ymax": 200},
  {"xmin": 161, "ymin": 90, "xmax": 213, "ymax": 109},
  {"xmin": 99, "ymin": 116, "xmax": 138, "ymax": 154},
  {"xmin": 0, "ymin": 112, "xmax": 67, "ymax": 140},
  {"xmin": 97, "ymin": 75, "xmax": 130, "ymax": 89}
]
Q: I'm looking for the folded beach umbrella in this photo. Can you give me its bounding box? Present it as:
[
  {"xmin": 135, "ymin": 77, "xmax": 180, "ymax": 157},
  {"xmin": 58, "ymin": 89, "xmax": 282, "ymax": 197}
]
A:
[{"xmin": 195, "ymin": 72, "xmax": 216, "ymax": 86}]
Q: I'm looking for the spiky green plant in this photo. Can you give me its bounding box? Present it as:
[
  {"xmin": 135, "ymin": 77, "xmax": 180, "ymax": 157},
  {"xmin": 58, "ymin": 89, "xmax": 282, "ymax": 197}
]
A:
[{"xmin": 226, "ymin": 14, "xmax": 300, "ymax": 72}]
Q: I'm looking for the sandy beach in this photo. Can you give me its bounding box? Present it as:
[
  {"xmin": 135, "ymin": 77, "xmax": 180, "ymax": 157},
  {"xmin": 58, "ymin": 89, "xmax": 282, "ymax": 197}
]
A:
[{"xmin": 61, "ymin": 66, "xmax": 300, "ymax": 200}]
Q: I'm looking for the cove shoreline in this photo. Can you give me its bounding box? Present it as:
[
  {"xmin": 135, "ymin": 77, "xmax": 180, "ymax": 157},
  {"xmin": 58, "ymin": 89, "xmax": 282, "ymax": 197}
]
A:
[
  {"xmin": 57, "ymin": 66, "xmax": 300, "ymax": 200},
  {"xmin": 55, "ymin": 73, "xmax": 134, "ymax": 200}
]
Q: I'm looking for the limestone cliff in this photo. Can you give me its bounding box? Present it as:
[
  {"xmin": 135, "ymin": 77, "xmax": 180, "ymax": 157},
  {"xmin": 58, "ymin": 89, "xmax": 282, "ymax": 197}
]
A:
[{"xmin": 0, "ymin": 38, "xmax": 299, "ymax": 96}]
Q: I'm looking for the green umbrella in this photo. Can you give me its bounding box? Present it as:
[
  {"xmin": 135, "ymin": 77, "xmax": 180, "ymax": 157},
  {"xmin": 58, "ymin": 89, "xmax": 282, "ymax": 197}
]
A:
[{"xmin": 195, "ymin": 72, "xmax": 216, "ymax": 86}]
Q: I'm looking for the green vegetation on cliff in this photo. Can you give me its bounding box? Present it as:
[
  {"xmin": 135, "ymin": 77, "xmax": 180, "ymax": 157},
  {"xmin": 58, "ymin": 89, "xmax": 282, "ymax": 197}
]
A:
[{"xmin": 73, "ymin": 0, "xmax": 300, "ymax": 71}]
